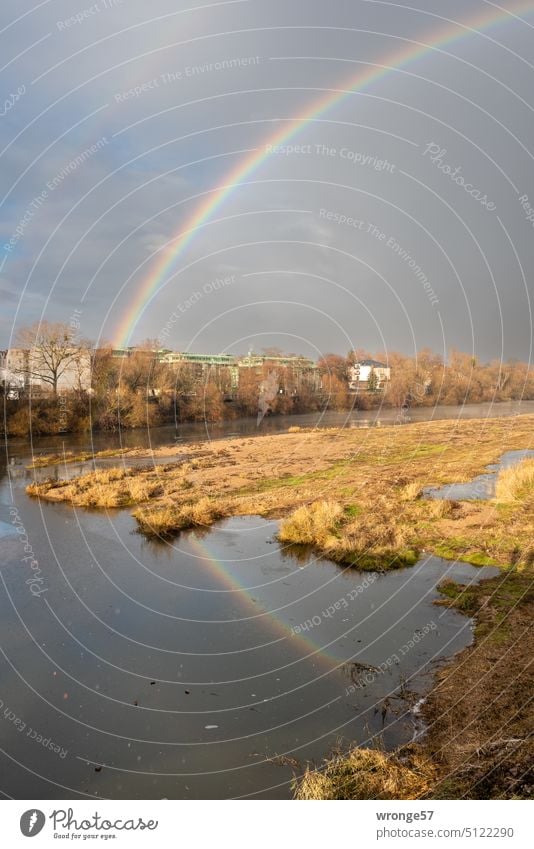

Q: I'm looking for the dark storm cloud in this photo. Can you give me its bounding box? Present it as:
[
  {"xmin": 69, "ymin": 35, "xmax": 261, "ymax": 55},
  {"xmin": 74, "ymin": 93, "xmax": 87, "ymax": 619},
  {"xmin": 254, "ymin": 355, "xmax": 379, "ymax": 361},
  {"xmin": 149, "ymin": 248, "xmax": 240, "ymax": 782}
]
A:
[{"xmin": 0, "ymin": 0, "xmax": 532, "ymax": 361}]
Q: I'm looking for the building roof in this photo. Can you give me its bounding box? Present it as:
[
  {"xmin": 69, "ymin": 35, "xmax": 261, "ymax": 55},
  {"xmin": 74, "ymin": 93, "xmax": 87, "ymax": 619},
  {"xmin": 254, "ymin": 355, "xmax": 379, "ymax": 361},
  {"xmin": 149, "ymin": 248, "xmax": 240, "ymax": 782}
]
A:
[{"xmin": 353, "ymin": 359, "xmax": 389, "ymax": 368}]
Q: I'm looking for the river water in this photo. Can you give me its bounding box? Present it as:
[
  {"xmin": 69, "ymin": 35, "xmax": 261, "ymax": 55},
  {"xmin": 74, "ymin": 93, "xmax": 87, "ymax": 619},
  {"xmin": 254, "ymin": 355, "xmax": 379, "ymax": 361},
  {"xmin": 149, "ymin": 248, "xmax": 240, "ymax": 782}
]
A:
[
  {"xmin": 6, "ymin": 399, "xmax": 534, "ymax": 460},
  {"xmin": 1, "ymin": 400, "xmax": 529, "ymax": 799}
]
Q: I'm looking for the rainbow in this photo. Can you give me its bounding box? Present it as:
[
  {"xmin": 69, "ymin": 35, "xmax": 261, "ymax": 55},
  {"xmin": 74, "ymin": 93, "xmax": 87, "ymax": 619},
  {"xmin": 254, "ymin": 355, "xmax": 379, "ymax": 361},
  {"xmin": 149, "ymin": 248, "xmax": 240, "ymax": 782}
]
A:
[
  {"xmin": 186, "ymin": 529, "xmax": 343, "ymax": 671},
  {"xmin": 114, "ymin": 1, "xmax": 534, "ymax": 347},
  {"xmin": 185, "ymin": 523, "xmax": 433, "ymax": 677}
]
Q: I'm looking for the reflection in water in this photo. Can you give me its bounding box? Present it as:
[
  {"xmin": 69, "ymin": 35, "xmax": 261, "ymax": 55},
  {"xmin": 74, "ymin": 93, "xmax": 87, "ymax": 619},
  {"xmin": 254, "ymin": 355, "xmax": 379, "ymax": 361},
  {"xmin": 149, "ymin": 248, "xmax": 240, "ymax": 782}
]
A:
[{"xmin": 0, "ymin": 438, "xmax": 498, "ymax": 799}]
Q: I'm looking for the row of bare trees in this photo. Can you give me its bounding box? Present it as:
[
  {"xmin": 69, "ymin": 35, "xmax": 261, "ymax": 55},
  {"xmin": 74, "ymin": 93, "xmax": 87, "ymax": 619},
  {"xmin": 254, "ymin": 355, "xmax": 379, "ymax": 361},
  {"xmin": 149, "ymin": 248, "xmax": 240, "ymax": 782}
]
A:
[
  {"xmin": 317, "ymin": 348, "xmax": 534, "ymax": 409},
  {"xmin": 2, "ymin": 322, "xmax": 533, "ymax": 436}
]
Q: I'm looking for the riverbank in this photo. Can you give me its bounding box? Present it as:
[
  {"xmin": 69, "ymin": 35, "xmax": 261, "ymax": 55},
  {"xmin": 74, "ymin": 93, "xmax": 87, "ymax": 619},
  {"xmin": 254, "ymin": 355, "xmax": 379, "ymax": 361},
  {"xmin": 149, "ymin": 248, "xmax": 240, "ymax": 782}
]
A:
[
  {"xmin": 295, "ymin": 567, "xmax": 533, "ymax": 799},
  {"xmin": 27, "ymin": 414, "xmax": 534, "ymax": 570}
]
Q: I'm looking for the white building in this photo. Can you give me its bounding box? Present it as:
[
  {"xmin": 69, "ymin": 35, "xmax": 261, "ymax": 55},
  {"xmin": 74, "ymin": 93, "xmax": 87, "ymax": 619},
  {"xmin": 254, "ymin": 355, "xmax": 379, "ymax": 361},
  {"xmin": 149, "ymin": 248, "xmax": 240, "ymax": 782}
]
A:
[
  {"xmin": 349, "ymin": 359, "xmax": 391, "ymax": 390},
  {"xmin": 2, "ymin": 348, "xmax": 92, "ymax": 394},
  {"xmin": 0, "ymin": 350, "xmax": 25, "ymax": 398}
]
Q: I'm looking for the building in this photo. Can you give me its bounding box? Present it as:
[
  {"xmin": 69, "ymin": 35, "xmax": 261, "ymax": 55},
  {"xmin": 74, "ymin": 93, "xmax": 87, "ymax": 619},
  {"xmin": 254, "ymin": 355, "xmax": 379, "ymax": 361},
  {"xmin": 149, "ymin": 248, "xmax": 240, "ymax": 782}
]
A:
[
  {"xmin": 2, "ymin": 347, "xmax": 92, "ymax": 394},
  {"xmin": 111, "ymin": 348, "xmax": 321, "ymax": 397},
  {"xmin": 159, "ymin": 351, "xmax": 239, "ymax": 391},
  {"xmin": 237, "ymin": 354, "xmax": 321, "ymax": 395},
  {"xmin": 0, "ymin": 350, "xmax": 25, "ymax": 398},
  {"xmin": 349, "ymin": 359, "xmax": 391, "ymax": 390}
]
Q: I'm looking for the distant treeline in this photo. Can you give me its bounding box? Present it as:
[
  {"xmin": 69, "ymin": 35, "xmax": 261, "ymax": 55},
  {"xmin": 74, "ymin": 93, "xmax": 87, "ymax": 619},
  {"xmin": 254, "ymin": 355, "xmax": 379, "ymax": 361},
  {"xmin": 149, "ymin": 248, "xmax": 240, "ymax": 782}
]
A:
[{"xmin": 2, "ymin": 345, "xmax": 533, "ymax": 437}]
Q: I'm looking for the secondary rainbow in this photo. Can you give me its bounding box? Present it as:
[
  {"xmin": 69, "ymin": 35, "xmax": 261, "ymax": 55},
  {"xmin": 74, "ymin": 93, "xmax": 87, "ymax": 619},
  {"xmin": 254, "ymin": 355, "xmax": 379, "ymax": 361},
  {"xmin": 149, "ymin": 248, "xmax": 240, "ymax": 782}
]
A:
[{"xmin": 114, "ymin": 1, "xmax": 534, "ymax": 347}]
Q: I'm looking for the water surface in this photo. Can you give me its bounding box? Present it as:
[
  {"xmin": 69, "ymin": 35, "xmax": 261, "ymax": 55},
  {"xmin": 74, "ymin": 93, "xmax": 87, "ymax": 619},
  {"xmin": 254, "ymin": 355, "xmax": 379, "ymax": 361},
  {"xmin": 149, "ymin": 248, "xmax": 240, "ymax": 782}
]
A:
[
  {"xmin": 425, "ymin": 449, "xmax": 534, "ymax": 501},
  {"xmin": 6, "ymin": 399, "xmax": 534, "ymax": 462},
  {"xmin": 0, "ymin": 448, "xmax": 498, "ymax": 798}
]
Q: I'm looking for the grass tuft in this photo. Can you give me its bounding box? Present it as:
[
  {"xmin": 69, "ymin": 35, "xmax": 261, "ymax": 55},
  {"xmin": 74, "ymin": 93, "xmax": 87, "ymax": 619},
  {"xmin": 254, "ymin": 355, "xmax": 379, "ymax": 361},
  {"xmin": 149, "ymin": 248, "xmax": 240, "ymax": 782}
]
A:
[
  {"xmin": 495, "ymin": 458, "xmax": 534, "ymax": 504},
  {"xmin": 400, "ymin": 482, "xmax": 422, "ymax": 501},
  {"xmin": 279, "ymin": 499, "xmax": 417, "ymax": 570},
  {"xmin": 293, "ymin": 746, "xmax": 434, "ymax": 800},
  {"xmin": 278, "ymin": 500, "xmax": 343, "ymax": 546},
  {"xmin": 133, "ymin": 497, "xmax": 226, "ymax": 538}
]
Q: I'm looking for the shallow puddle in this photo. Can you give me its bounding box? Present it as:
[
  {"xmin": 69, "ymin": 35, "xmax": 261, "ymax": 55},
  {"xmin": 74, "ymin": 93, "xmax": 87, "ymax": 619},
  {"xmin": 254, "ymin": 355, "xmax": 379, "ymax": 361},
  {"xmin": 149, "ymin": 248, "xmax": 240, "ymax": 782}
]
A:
[{"xmin": 424, "ymin": 449, "xmax": 534, "ymax": 501}]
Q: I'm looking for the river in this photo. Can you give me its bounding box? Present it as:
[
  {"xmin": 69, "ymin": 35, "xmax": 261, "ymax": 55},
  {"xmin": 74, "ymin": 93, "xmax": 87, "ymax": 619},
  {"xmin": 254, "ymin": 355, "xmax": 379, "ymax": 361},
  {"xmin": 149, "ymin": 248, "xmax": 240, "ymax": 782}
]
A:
[{"xmin": 0, "ymin": 400, "xmax": 528, "ymax": 799}]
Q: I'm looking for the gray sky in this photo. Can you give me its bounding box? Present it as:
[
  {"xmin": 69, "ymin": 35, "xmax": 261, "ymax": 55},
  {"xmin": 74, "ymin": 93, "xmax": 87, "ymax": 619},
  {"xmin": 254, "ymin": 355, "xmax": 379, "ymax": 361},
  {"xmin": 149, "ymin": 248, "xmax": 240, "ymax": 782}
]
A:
[{"xmin": 1, "ymin": 0, "xmax": 533, "ymax": 362}]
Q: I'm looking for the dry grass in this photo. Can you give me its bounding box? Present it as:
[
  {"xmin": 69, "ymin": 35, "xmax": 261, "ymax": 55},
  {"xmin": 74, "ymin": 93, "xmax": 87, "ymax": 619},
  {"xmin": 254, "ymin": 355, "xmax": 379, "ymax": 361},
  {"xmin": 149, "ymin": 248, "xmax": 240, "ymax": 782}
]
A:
[
  {"xmin": 27, "ymin": 447, "xmax": 138, "ymax": 469},
  {"xmin": 279, "ymin": 499, "xmax": 416, "ymax": 570},
  {"xmin": 427, "ymin": 498, "xmax": 455, "ymax": 518},
  {"xmin": 127, "ymin": 478, "xmax": 162, "ymax": 503},
  {"xmin": 278, "ymin": 500, "xmax": 343, "ymax": 546},
  {"xmin": 294, "ymin": 746, "xmax": 435, "ymax": 800},
  {"xmin": 25, "ymin": 415, "xmax": 534, "ymax": 564},
  {"xmin": 27, "ymin": 466, "xmax": 162, "ymax": 508},
  {"xmin": 25, "ymin": 417, "xmax": 534, "ymax": 798},
  {"xmin": 422, "ymin": 570, "xmax": 534, "ymax": 799},
  {"xmin": 495, "ymin": 458, "xmax": 534, "ymax": 503},
  {"xmin": 133, "ymin": 497, "xmax": 226, "ymax": 538},
  {"xmin": 295, "ymin": 568, "xmax": 534, "ymax": 800},
  {"xmin": 400, "ymin": 481, "xmax": 422, "ymax": 501}
]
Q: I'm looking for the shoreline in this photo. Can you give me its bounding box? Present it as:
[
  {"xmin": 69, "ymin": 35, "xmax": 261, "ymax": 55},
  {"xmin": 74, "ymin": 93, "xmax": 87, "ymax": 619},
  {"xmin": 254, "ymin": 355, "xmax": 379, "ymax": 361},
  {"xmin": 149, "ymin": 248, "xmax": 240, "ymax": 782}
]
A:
[
  {"xmin": 7, "ymin": 398, "xmax": 534, "ymax": 449},
  {"xmin": 295, "ymin": 567, "xmax": 533, "ymax": 799}
]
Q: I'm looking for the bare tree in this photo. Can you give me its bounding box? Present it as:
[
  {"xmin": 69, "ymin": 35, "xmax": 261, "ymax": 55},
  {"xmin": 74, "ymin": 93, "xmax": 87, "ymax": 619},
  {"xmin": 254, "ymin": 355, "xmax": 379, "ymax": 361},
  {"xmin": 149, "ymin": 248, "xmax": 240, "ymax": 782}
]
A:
[
  {"xmin": 317, "ymin": 353, "xmax": 349, "ymax": 382},
  {"xmin": 15, "ymin": 321, "xmax": 86, "ymax": 395}
]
